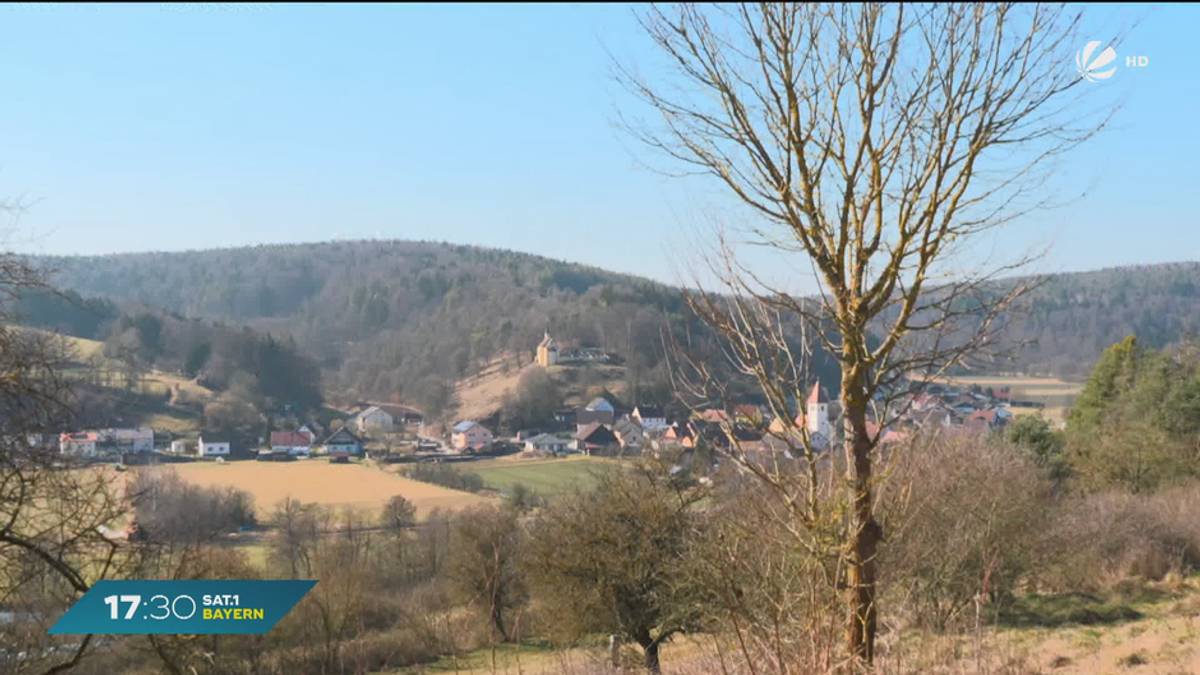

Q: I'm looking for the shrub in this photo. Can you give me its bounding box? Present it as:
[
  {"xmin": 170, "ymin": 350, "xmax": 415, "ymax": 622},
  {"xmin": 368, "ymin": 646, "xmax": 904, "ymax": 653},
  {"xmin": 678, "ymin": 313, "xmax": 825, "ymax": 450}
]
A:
[
  {"xmin": 1044, "ymin": 483, "xmax": 1200, "ymax": 590},
  {"xmin": 128, "ymin": 467, "xmax": 256, "ymax": 543},
  {"xmin": 878, "ymin": 432, "xmax": 1053, "ymax": 630},
  {"xmin": 403, "ymin": 462, "xmax": 485, "ymax": 492}
]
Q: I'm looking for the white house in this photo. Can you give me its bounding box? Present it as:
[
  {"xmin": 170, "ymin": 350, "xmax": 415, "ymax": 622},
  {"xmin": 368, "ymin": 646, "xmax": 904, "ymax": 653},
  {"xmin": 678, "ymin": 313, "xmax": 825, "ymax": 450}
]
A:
[
  {"xmin": 631, "ymin": 406, "xmax": 667, "ymax": 429},
  {"xmin": 170, "ymin": 439, "xmax": 195, "ymax": 455},
  {"xmin": 353, "ymin": 406, "xmax": 395, "ymax": 434},
  {"xmin": 524, "ymin": 433, "xmax": 569, "ymax": 454},
  {"xmin": 197, "ymin": 435, "xmax": 231, "ymax": 457},
  {"xmin": 106, "ymin": 428, "xmax": 154, "ymax": 454}
]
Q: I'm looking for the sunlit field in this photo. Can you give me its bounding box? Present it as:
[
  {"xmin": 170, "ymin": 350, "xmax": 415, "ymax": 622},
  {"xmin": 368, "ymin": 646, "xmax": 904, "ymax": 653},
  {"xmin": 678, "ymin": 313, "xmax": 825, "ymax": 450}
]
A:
[
  {"xmin": 467, "ymin": 455, "xmax": 613, "ymax": 496},
  {"xmin": 167, "ymin": 460, "xmax": 494, "ymax": 516}
]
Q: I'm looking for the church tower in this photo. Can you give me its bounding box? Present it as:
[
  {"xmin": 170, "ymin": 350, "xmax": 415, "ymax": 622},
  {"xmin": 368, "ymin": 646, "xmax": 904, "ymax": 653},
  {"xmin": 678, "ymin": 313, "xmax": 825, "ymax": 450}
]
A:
[
  {"xmin": 537, "ymin": 331, "xmax": 559, "ymax": 367},
  {"xmin": 806, "ymin": 381, "xmax": 830, "ymax": 445}
]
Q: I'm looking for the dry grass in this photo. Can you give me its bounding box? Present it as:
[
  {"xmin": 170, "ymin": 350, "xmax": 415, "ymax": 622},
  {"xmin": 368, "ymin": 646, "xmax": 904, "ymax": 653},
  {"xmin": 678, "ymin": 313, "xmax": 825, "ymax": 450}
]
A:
[
  {"xmin": 1009, "ymin": 406, "xmax": 1069, "ymax": 424},
  {"xmin": 452, "ymin": 354, "xmax": 629, "ymax": 423},
  {"xmin": 939, "ymin": 375, "xmax": 1079, "ymax": 388},
  {"xmin": 140, "ymin": 412, "xmax": 201, "ymax": 434},
  {"xmin": 59, "ymin": 333, "xmax": 107, "ymax": 360},
  {"xmin": 395, "ymin": 635, "xmax": 709, "ymax": 674},
  {"xmin": 453, "ymin": 358, "xmax": 537, "ymax": 423},
  {"xmin": 389, "ymin": 582, "xmax": 1200, "ymax": 674},
  {"xmin": 167, "ymin": 461, "xmax": 495, "ymax": 516},
  {"xmin": 991, "ymin": 580, "xmax": 1200, "ymax": 675},
  {"xmin": 141, "ymin": 372, "xmax": 216, "ymax": 402}
]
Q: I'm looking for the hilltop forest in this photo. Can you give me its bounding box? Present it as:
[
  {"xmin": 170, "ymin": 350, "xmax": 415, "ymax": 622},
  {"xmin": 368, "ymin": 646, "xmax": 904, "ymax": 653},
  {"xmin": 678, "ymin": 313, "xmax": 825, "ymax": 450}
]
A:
[
  {"xmin": 22, "ymin": 242, "xmax": 1200, "ymax": 414},
  {"xmin": 25, "ymin": 242, "xmax": 739, "ymax": 416}
]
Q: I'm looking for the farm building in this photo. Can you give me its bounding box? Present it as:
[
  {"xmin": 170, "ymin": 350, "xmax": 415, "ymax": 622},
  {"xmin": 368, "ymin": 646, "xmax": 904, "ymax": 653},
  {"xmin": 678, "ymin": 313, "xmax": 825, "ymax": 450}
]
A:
[
  {"xmin": 270, "ymin": 431, "xmax": 312, "ymax": 457},
  {"xmin": 524, "ymin": 433, "xmax": 569, "ymax": 454},
  {"xmin": 352, "ymin": 406, "xmax": 394, "ymax": 434},
  {"xmin": 323, "ymin": 428, "xmax": 363, "ymax": 461},
  {"xmin": 613, "ymin": 419, "xmax": 646, "ymax": 450},
  {"xmin": 170, "ymin": 439, "xmax": 195, "ymax": 455},
  {"xmin": 197, "ymin": 434, "xmax": 232, "ymax": 457},
  {"xmin": 631, "ymin": 406, "xmax": 667, "ymax": 429},
  {"xmin": 59, "ymin": 429, "xmax": 152, "ymax": 456},
  {"xmin": 105, "ymin": 428, "xmax": 155, "ymax": 454},
  {"xmin": 576, "ymin": 423, "xmax": 621, "ymax": 456}
]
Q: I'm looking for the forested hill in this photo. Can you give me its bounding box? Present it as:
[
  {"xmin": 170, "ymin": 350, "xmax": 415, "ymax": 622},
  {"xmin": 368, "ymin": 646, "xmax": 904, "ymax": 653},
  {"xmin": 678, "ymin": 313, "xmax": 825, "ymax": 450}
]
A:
[
  {"xmin": 26, "ymin": 242, "xmax": 1200, "ymax": 404},
  {"xmin": 29, "ymin": 241, "xmax": 704, "ymax": 413},
  {"xmin": 996, "ymin": 261, "xmax": 1200, "ymax": 378}
]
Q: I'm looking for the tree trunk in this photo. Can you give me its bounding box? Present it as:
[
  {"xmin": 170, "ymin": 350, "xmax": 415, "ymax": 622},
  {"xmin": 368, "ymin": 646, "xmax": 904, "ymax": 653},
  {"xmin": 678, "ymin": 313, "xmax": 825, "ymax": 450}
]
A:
[
  {"xmin": 842, "ymin": 365, "xmax": 880, "ymax": 666},
  {"xmin": 490, "ymin": 604, "xmax": 507, "ymax": 642},
  {"xmin": 642, "ymin": 640, "xmax": 660, "ymax": 674}
]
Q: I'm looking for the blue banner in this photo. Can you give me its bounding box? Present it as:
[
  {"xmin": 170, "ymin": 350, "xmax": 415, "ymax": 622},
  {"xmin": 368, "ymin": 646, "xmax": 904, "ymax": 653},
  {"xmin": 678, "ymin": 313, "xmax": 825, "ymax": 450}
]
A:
[{"xmin": 48, "ymin": 580, "xmax": 317, "ymax": 635}]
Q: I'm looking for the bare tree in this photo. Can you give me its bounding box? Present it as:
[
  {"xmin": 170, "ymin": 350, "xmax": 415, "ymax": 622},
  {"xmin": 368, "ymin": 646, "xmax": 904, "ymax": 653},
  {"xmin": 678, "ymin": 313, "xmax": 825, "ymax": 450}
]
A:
[
  {"xmin": 445, "ymin": 504, "xmax": 525, "ymax": 642},
  {"xmin": 618, "ymin": 3, "xmax": 1112, "ymax": 665},
  {"xmin": 0, "ymin": 240, "xmax": 130, "ymax": 674}
]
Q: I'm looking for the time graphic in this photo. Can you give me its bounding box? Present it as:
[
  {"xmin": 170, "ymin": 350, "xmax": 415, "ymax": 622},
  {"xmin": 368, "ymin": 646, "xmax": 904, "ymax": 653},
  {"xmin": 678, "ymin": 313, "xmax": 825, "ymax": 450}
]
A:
[
  {"xmin": 103, "ymin": 593, "xmax": 264, "ymax": 622},
  {"xmin": 50, "ymin": 580, "xmax": 316, "ymax": 635}
]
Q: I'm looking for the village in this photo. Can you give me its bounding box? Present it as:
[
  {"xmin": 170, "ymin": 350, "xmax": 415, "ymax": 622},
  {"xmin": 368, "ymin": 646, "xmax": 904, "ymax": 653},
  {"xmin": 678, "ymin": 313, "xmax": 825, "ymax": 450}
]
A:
[{"xmin": 53, "ymin": 331, "xmax": 1036, "ymax": 470}]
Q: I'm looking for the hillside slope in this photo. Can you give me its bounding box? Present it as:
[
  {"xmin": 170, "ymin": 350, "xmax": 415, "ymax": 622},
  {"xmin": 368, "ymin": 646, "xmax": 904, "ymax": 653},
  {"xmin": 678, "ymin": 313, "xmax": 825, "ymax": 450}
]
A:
[
  {"xmin": 29, "ymin": 242, "xmax": 1200, "ymax": 401},
  {"xmin": 30, "ymin": 241, "xmax": 705, "ymax": 415}
]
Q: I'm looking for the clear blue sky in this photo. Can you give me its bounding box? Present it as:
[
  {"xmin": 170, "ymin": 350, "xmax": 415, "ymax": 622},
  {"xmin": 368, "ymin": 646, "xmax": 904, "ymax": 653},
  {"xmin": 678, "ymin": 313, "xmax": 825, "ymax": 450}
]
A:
[{"xmin": 0, "ymin": 3, "xmax": 1194, "ymax": 292}]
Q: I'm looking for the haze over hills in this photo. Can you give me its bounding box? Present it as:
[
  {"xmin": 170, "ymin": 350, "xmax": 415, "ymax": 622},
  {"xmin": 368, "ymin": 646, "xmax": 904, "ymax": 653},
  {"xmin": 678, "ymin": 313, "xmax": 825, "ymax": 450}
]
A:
[{"xmin": 23, "ymin": 241, "xmax": 1200, "ymax": 413}]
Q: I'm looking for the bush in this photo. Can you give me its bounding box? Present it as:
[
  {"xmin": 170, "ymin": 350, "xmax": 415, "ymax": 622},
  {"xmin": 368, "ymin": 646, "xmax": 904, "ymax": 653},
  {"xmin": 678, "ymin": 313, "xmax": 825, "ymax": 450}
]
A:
[
  {"xmin": 128, "ymin": 468, "xmax": 256, "ymax": 543},
  {"xmin": 1044, "ymin": 483, "xmax": 1200, "ymax": 590},
  {"xmin": 403, "ymin": 463, "xmax": 485, "ymax": 492},
  {"xmin": 879, "ymin": 432, "xmax": 1053, "ymax": 630}
]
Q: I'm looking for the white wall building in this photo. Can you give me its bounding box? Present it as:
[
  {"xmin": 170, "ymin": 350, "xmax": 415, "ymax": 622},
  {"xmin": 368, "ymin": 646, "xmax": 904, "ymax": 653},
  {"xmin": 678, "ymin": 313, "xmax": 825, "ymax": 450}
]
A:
[
  {"xmin": 106, "ymin": 428, "xmax": 155, "ymax": 453},
  {"xmin": 198, "ymin": 435, "xmax": 231, "ymax": 457},
  {"xmin": 353, "ymin": 406, "xmax": 395, "ymax": 434}
]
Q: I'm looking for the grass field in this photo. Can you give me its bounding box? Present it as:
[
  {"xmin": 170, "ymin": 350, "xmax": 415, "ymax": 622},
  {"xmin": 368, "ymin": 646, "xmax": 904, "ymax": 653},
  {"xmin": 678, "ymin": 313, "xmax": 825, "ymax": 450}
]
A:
[
  {"xmin": 167, "ymin": 460, "xmax": 494, "ymax": 516},
  {"xmin": 58, "ymin": 332, "xmax": 107, "ymax": 360},
  {"xmin": 934, "ymin": 374, "xmax": 1082, "ymax": 421},
  {"xmin": 467, "ymin": 456, "xmax": 613, "ymax": 496}
]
